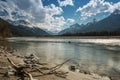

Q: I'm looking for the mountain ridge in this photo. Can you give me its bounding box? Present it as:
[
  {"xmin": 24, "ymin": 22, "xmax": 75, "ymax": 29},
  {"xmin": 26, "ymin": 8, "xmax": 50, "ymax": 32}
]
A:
[
  {"xmin": 0, "ymin": 18, "xmax": 49, "ymax": 38},
  {"xmin": 59, "ymin": 9, "xmax": 120, "ymax": 36}
]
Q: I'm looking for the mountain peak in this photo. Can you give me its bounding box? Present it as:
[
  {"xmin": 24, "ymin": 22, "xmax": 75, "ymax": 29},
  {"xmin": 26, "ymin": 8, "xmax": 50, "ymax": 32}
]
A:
[
  {"xmin": 59, "ymin": 11, "xmax": 120, "ymax": 35},
  {"xmin": 7, "ymin": 19, "xmax": 30, "ymax": 26},
  {"xmin": 70, "ymin": 23, "xmax": 80, "ymax": 28},
  {"xmin": 112, "ymin": 9, "xmax": 120, "ymax": 15}
]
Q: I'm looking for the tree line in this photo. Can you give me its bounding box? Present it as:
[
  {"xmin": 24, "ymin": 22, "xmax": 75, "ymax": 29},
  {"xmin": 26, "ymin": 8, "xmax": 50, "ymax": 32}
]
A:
[{"xmin": 61, "ymin": 31, "xmax": 120, "ymax": 36}]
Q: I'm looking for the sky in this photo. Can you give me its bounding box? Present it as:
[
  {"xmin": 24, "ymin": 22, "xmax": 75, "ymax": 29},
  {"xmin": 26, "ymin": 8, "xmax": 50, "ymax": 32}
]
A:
[{"xmin": 0, "ymin": 0, "xmax": 120, "ymax": 32}]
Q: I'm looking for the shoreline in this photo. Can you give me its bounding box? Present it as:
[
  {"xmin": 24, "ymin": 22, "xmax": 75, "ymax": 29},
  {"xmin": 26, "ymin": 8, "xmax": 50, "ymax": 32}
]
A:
[
  {"xmin": 5, "ymin": 36, "xmax": 120, "ymax": 39},
  {"xmin": 0, "ymin": 46, "xmax": 112, "ymax": 80}
]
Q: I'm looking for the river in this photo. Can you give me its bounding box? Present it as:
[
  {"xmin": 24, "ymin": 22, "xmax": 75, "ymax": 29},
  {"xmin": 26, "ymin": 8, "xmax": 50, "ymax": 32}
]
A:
[{"xmin": 5, "ymin": 37, "xmax": 120, "ymax": 77}]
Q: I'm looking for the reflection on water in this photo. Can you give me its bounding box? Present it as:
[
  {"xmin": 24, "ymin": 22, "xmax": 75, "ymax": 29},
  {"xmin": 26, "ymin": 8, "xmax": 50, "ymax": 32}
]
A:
[{"xmin": 5, "ymin": 37, "xmax": 120, "ymax": 76}]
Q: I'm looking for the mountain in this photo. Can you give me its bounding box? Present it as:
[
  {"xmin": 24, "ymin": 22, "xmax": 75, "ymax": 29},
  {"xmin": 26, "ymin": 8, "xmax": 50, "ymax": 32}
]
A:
[
  {"xmin": 0, "ymin": 18, "xmax": 49, "ymax": 37},
  {"xmin": 59, "ymin": 9, "xmax": 120, "ymax": 36},
  {"xmin": 82, "ymin": 9, "xmax": 120, "ymax": 32},
  {"xmin": 59, "ymin": 23, "xmax": 84, "ymax": 35},
  {"xmin": 7, "ymin": 19, "xmax": 30, "ymax": 26},
  {"xmin": 0, "ymin": 18, "xmax": 12, "ymax": 38},
  {"xmin": 112, "ymin": 9, "xmax": 120, "ymax": 15},
  {"xmin": 9, "ymin": 25, "xmax": 49, "ymax": 36},
  {"xmin": 0, "ymin": 9, "xmax": 9, "ymax": 16}
]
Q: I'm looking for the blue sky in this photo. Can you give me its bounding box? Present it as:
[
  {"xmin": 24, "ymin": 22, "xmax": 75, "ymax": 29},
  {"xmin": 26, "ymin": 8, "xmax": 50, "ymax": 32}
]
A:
[
  {"xmin": 42, "ymin": 0, "xmax": 120, "ymax": 23},
  {"xmin": 0, "ymin": 0, "xmax": 120, "ymax": 32}
]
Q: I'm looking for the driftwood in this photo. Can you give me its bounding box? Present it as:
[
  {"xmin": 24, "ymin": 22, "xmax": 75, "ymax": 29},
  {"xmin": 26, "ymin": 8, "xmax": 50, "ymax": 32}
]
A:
[
  {"xmin": 7, "ymin": 58, "xmax": 19, "ymax": 69},
  {"xmin": 0, "ymin": 46, "xmax": 14, "ymax": 54},
  {"xmin": 7, "ymin": 57, "xmax": 36, "ymax": 80},
  {"xmin": 24, "ymin": 71, "xmax": 38, "ymax": 80},
  {"xmin": 48, "ymin": 59, "xmax": 70, "ymax": 74},
  {"xmin": 32, "ymin": 59, "xmax": 70, "ymax": 77},
  {"xmin": 7, "ymin": 57, "xmax": 70, "ymax": 80}
]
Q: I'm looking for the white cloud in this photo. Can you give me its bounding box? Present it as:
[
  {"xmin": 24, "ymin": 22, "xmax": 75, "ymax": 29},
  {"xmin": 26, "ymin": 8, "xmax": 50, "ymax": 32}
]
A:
[
  {"xmin": 76, "ymin": 0, "xmax": 120, "ymax": 20},
  {"xmin": 57, "ymin": 0, "xmax": 74, "ymax": 7},
  {"xmin": 44, "ymin": 4, "xmax": 63, "ymax": 16},
  {"xmin": 36, "ymin": 4, "xmax": 65, "ymax": 32},
  {"xmin": 67, "ymin": 18, "xmax": 75, "ymax": 23},
  {"xmin": 0, "ymin": 0, "xmax": 67, "ymax": 32},
  {"xmin": 113, "ymin": 2, "xmax": 120, "ymax": 11}
]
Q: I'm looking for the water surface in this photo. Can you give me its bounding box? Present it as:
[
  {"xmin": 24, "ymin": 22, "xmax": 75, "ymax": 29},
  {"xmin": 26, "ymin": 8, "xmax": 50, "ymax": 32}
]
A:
[{"xmin": 6, "ymin": 37, "xmax": 120, "ymax": 76}]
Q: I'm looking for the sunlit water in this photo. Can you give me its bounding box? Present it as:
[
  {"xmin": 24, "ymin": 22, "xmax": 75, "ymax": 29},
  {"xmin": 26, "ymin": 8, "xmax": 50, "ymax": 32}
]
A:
[{"xmin": 6, "ymin": 37, "xmax": 120, "ymax": 77}]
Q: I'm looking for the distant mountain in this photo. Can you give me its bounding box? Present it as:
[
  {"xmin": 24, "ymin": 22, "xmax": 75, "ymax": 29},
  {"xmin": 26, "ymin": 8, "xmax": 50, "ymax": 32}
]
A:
[
  {"xmin": 0, "ymin": 18, "xmax": 12, "ymax": 38},
  {"xmin": 0, "ymin": 18, "xmax": 49, "ymax": 37},
  {"xmin": 7, "ymin": 19, "xmax": 30, "ymax": 26},
  {"xmin": 59, "ymin": 9, "xmax": 120, "ymax": 36},
  {"xmin": 112, "ymin": 9, "xmax": 120, "ymax": 15},
  {"xmin": 59, "ymin": 23, "xmax": 84, "ymax": 35},
  {"xmin": 0, "ymin": 9, "xmax": 9, "ymax": 16},
  {"xmin": 82, "ymin": 9, "xmax": 120, "ymax": 32},
  {"xmin": 9, "ymin": 25, "xmax": 49, "ymax": 36}
]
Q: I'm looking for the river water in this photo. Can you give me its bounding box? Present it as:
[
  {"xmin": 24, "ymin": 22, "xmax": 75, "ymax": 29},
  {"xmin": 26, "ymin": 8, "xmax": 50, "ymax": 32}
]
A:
[{"xmin": 5, "ymin": 37, "xmax": 120, "ymax": 77}]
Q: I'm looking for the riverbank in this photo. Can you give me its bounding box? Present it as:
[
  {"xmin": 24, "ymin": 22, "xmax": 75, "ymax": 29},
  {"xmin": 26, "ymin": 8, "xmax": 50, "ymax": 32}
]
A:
[
  {"xmin": 0, "ymin": 46, "xmax": 111, "ymax": 80},
  {"xmin": 33, "ymin": 36, "xmax": 120, "ymax": 39},
  {"xmin": 5, "ymin": 36, "xmax": 120, "ymax": 40}
]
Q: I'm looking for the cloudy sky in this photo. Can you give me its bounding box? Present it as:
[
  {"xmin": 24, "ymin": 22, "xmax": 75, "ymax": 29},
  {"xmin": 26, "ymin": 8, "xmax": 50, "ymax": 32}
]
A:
[{"xmin": 0, "ymin": 0, "xmax": 120, "ymax": 32}]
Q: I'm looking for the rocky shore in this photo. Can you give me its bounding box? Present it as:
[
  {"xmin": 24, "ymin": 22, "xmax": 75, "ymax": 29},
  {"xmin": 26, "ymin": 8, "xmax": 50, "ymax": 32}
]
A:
[{"xmin": 0, "ymin": 46, "xmax": 111, "ymax": 80}]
